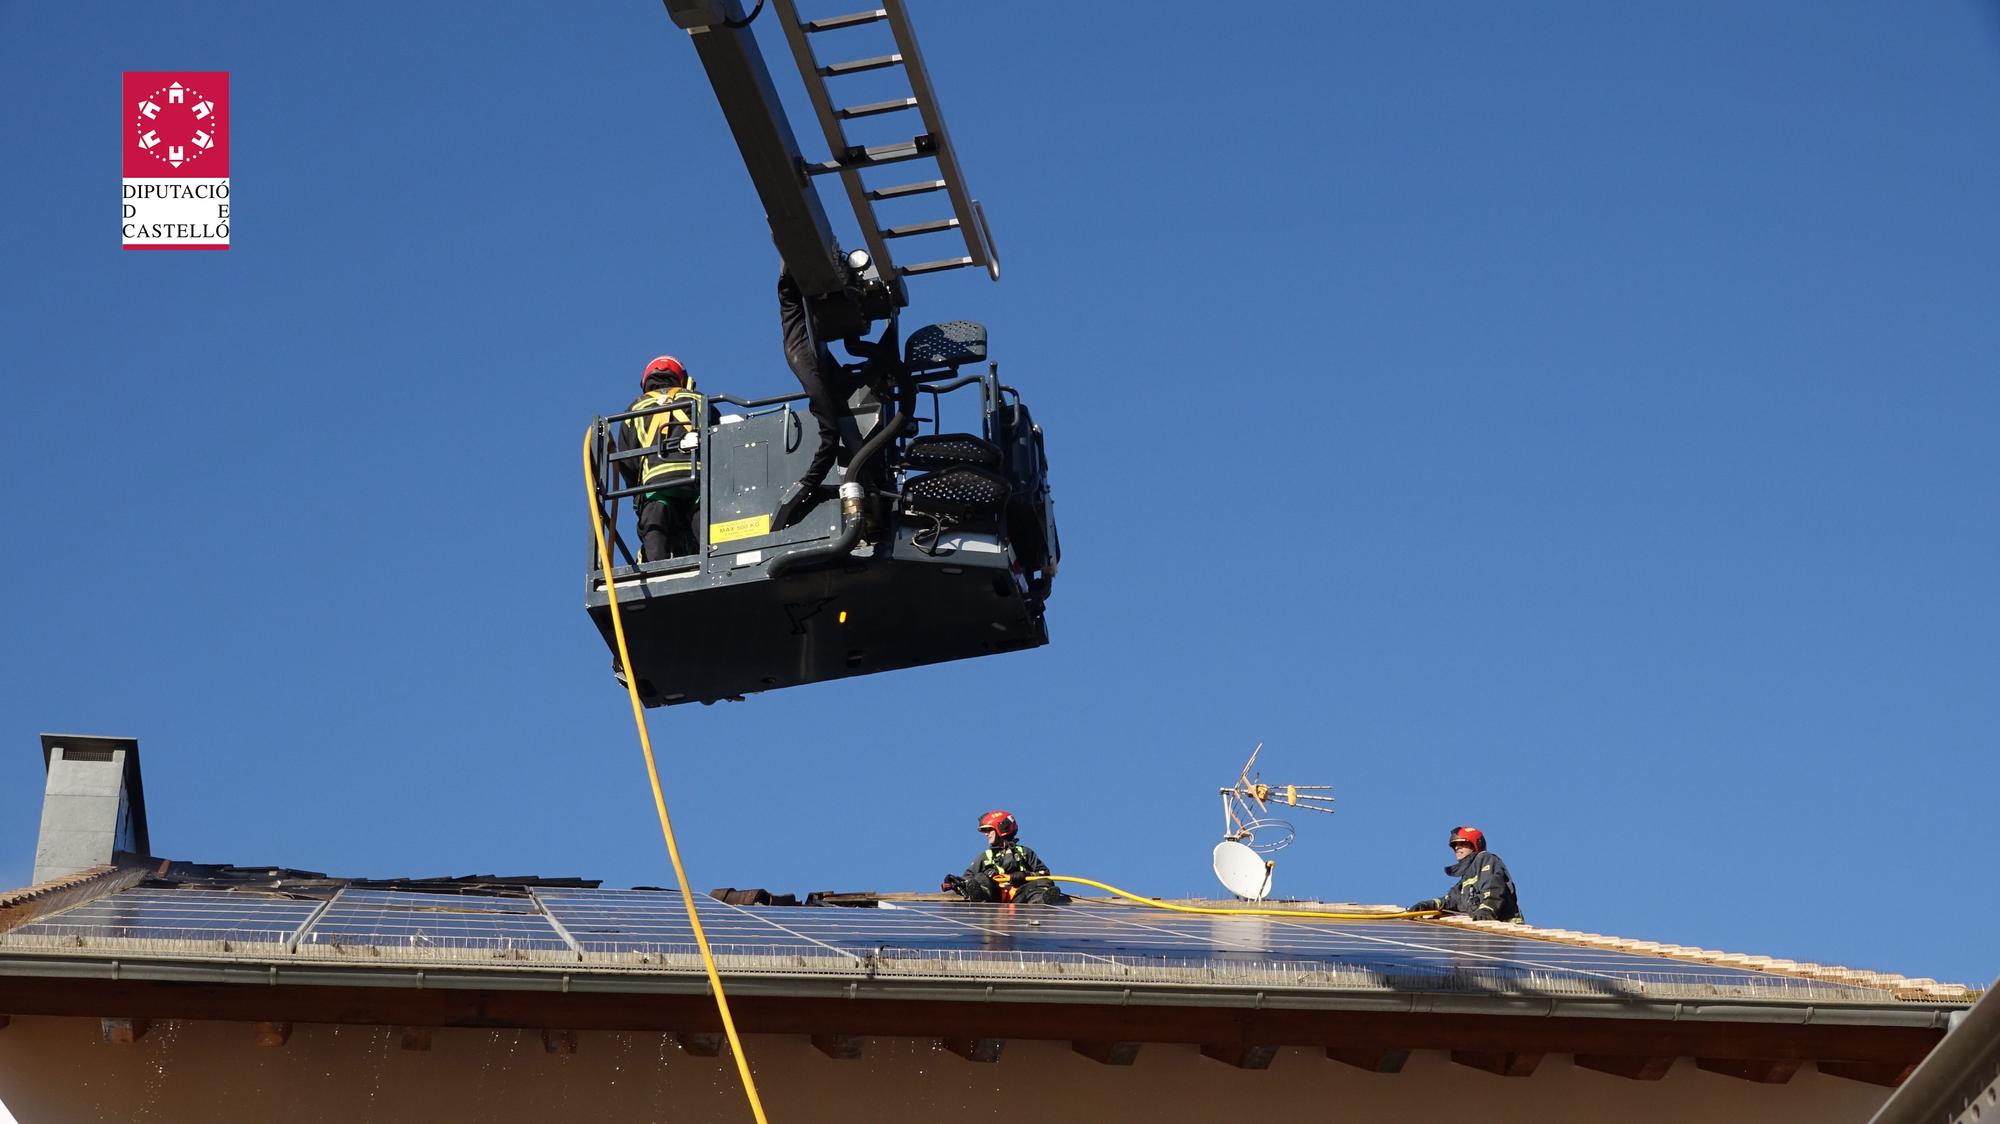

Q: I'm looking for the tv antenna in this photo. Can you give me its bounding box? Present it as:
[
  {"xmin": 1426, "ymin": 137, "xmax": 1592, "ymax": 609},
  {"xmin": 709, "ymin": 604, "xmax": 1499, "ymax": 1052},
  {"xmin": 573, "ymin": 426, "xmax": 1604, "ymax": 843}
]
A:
[{"xmin": 1212, "ymin": 743, "xmax": 1337, "ymax": 901}]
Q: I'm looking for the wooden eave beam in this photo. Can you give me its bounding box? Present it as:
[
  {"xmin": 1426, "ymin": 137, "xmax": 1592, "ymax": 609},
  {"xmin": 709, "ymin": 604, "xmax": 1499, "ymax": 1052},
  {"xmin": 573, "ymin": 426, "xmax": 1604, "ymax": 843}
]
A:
[
  {"xmin": 1697, "ymin": 1056, "xmax": 1804, "ymax": 1084},
  {"xmin": 677, "ymin": 1032, "xmax": 724, "ymax": 1057},
  {"xmin": 1452, "ymin": 1049, "xmax": 1544, "ymax": 1077},
  {"xmin": 1072, "ymin": 1040, "xmax": 1140, "ymax": 1066},
  {"xmin": 1574, "ymin": 1053, "xmax": 1675, "ymax": 1080},
  {"xmin": 1201, "ymin": 1042, "xmax": 1277, "ymax": 1069},
  {"xmin": 811, "ymin": 1033, "xmax": 864, "ymax": 1059},
  {"xmin": 1817, "ymin": 1059, "xmax": 1919, "ymax": 1087},
  {"xmin": 1326, "ymin": 1045, "xmax": 1410, "ymax": 1073},
  {"xmin": 941, "ymin": 1037, "xmax": 1004, "ymax": 1063}
]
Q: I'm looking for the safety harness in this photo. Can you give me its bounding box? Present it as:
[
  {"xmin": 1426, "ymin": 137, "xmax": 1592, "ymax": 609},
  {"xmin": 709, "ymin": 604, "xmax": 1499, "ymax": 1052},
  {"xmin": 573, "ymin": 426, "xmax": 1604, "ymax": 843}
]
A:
[
  {"xmin": 980, "ymin": 843, "xmax": 1034, "ymax": 902},
  {"xmin": 625, "ymin": 386, "xmax": 704, "ymax": 497}
]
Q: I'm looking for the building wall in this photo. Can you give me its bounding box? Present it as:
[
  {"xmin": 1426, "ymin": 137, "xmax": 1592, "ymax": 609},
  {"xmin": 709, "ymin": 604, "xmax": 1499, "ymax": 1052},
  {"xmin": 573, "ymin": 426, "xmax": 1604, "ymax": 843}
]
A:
[{"xmin": 0, "ymin": 1016, "xmax": 1891, "ymax": 1123}]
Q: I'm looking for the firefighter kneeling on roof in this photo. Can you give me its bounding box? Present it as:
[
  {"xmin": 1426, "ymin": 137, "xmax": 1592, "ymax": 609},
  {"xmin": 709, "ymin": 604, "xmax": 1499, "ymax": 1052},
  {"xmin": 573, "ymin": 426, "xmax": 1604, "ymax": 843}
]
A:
[
  {"xmin": 1408, "ymin": 825, "xmax": 1525, "ymax": 922},
  {"xmin": 942, "ymin": 811, "xmax": 1070, "ymax": 905}
]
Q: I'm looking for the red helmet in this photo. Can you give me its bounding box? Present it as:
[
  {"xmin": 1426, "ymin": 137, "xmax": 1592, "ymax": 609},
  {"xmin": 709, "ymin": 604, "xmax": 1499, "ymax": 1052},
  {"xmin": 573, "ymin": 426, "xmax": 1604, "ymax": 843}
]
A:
[
  {"xmin": 1448, "ymin": 826, "xmax": 1486, "ymax": 853},
  {"xmin": 977, "ymin": 810, "xmax": 1018, "ymax": 842},
  {"xmin": 642, "ymin": 355, "xmax": 688, "ymax": 388}
]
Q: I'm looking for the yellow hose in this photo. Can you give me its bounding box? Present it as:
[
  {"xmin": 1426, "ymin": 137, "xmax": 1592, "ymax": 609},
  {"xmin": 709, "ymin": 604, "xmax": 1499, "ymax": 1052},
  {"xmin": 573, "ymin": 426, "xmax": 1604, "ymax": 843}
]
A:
[
  {"xmin": 583, "ymin": 432, "xmax": 769, "ymax": 1124},
  {"xmin": 1032, "ymin": 875, "xmax": 1442, "ymax": 920}
]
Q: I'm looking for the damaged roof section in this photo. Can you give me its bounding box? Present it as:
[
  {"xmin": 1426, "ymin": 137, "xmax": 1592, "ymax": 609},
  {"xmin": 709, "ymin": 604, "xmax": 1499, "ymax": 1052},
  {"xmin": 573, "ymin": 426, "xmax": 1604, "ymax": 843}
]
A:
[{"xmin": 126, "ymin": 858, "xmax": 603, "ymax": 898}]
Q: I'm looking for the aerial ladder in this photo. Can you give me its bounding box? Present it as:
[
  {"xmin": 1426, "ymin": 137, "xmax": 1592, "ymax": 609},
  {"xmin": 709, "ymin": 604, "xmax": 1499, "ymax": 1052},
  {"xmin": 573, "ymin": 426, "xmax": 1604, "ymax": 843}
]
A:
[{"xmin": 584, "ymin": 0, "xmax": 1059, "ymax": 706}]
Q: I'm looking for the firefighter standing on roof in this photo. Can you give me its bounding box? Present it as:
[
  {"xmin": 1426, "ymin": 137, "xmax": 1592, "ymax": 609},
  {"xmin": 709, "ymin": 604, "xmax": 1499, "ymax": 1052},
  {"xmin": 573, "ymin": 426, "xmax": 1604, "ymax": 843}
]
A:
[
  {"xmin": 1408, "ymin": 826, "xmax": 1523, "ymax": 922},
  {"xmin": 942, "ymin": 811, "xmax": 1068, "ymax": 905}
]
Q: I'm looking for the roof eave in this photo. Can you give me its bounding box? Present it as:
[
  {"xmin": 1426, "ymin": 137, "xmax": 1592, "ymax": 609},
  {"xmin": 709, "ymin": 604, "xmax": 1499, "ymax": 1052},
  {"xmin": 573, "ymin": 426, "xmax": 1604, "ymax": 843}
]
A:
[{"xmin": 0, "ymin": 950, "xmax": 1963, "ymax": 1030}]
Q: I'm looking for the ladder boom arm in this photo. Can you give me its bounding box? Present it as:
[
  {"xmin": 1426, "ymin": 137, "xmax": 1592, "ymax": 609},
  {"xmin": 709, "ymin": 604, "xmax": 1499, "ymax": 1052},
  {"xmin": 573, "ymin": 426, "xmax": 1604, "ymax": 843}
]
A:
[{"xmin": 665, "ymin": 0, "xmax": 867, "ymax": 321}]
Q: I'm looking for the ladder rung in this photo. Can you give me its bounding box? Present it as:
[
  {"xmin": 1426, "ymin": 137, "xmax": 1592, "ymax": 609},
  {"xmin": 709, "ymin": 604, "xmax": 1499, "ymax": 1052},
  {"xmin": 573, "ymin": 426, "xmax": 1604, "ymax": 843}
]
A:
[
  {"xmin": 804, "ymin": 9, "xmax": 887, "ymax": 33},
  {"xmin": 806, "ymin": 136, "xmax": 932, "ymax": 175},
  {"xmin": 899, "ymin": 256, "xmax": 976, "ymax": 276},
  {"xmin": 867, "ymin": 179, "xmax": 947, "ymax": 200},
  {"xmin": 882, "ymin": 218, "xmax": 960, "ymax": 239},
  {"xmin": 820, "ymin": 53, "xmax": 903, "ymax": 77},
  {"xmin": 836, "ymin": 97, "xmax": 919, "ymax": 120}
]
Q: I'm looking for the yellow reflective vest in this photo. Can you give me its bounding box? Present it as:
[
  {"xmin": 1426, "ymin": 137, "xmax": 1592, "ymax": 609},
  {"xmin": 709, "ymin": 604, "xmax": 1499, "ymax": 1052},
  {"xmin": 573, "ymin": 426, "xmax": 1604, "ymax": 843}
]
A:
[{"xmin": 621, "ymin": 387, "xmax": 704, "ymax": 493}]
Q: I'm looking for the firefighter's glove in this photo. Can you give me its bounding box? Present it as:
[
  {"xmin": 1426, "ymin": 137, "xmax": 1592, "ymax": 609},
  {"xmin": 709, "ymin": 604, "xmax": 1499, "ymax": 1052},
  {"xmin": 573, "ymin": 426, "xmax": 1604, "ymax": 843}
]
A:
[
  {"xmin": 940, "ymin": 875, "xmax": 965, "ymax": 895},
  {"xmin": 1407, "ymin": 901, "xmax": 1438, "ymax": 913}
]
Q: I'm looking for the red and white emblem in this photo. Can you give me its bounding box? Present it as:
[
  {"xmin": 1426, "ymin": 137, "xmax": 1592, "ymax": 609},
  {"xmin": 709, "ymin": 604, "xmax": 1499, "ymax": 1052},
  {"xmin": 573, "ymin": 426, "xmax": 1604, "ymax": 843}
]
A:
[
  {"xmin": 122, "ymin": 71, "xmax": 231, "ymax": 250},
  {"xmin": 124, "ymin": 73, "xmax": 229, "ymax": 175}
]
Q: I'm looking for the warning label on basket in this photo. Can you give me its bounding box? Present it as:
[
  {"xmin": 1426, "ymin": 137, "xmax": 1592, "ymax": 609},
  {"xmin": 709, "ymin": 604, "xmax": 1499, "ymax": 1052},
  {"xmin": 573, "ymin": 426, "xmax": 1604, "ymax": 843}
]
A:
[{"xmin": 709, "ymin": 514, "xmax": 774, "ymax": 545}]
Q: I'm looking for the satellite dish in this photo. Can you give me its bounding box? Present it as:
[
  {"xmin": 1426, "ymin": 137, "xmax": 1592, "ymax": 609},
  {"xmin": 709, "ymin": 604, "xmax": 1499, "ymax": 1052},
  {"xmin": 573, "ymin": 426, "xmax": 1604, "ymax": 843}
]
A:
[{"xmin": 1212, "ymin": 840, "xmax": 1274, "ymax": 901}]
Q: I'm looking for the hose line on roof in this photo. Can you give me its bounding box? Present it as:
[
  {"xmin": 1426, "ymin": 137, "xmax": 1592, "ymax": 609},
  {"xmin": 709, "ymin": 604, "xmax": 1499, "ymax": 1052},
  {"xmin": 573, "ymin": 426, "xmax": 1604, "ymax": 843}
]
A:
[
  {"xmin": 583, "ymin": 430, "xmax": 770, "ymax": 1124},
  {"xmin": 1027, "ymin": 876, "xmax": 1443, "ymax": 921}
]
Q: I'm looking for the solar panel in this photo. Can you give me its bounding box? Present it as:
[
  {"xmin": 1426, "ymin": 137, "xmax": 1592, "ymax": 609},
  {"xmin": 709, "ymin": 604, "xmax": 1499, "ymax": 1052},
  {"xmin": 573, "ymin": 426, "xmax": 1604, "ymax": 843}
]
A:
[
  {"xmin": 0, "ymin": 888, "xmax": 321, "ymax": 947},
  {"xmin": 297, "ymin": 888, "xmax": 572, "ymax": 955},
  {"xmin": 535, "ymin": 888, "xmax": 824, "ymax": 957}
]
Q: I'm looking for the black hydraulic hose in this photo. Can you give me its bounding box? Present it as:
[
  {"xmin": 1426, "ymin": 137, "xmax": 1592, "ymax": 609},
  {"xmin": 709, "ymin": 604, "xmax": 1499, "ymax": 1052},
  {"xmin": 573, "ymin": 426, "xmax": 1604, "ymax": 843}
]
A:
[
  {"xmin": 765, "ymin": 504, "xmax": 865, "ymax": 579},
  {"xmin": 767, "ymin": 372, "xmax": 914, "ymax": 579}
]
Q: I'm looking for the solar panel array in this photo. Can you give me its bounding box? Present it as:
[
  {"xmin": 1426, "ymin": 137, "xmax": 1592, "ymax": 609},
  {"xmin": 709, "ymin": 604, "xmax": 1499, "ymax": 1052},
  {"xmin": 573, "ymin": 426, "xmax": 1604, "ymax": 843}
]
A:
[
  {"xmin": 0, "ymin": 886, "xmax": 1885, "ymax": 1002},
  {"xmin": 1, "ymin": 888, "xmax": 322, "ymax": 948},
  {"xmin": 299, "ymin": 889, "xmax": 570, "ymax": 956}
]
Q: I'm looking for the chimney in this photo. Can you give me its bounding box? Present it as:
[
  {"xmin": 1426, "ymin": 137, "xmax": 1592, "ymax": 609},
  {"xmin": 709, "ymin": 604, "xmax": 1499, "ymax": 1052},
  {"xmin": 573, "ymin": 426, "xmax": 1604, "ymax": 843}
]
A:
[{"xmin": 34, "ymin": 734, "xmax": 150, "ymax": 884}]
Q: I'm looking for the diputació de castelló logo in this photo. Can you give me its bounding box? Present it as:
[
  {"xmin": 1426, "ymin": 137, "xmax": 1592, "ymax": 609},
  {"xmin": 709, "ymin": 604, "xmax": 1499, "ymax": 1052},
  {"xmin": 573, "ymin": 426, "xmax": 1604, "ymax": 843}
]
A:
[{"xmin": 123, "ymin": 71, "xmax": 230, "ymax": 250}]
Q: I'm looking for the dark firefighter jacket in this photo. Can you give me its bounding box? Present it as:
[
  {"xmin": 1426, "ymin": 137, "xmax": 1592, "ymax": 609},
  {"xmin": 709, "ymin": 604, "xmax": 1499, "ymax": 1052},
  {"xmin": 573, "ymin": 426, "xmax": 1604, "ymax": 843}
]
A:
[
  {"xmin": 1412, "ymin": 850, "xmax": 1522, "ymax": 922},
  {"xmin": 616, "ymin": 384, "xmax": 707, "ymax": 501},
  {"xmin": 963, "ymin": 841, "xmax": 1051, "ymax": 885}
]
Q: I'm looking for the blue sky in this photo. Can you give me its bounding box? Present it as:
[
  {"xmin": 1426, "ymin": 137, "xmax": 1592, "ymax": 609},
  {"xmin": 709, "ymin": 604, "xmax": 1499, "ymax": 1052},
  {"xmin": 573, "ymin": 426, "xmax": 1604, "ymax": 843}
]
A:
[{"xmin": 1, "ymin": 3, "xmax": 1995, "ymax": 987}]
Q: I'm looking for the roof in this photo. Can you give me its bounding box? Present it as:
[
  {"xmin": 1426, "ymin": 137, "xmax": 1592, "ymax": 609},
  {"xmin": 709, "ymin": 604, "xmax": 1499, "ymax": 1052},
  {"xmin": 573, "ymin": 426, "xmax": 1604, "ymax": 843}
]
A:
[
  {"xmin": 0, "ymin": 862, "xmax": 1973, "ymax": 1010},
  {"xmin": 0, "ymin": 861, "xmax": 1970, "ymax": 1081}
]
